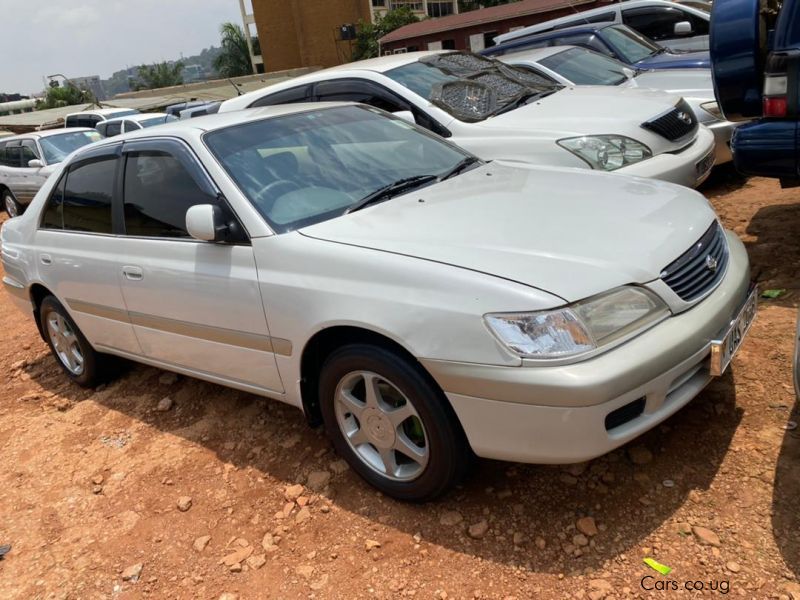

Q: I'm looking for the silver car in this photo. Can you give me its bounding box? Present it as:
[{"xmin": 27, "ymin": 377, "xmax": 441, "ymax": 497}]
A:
[
  {"xmin": 0, "ymin": 129, "xmax": 102, "ymax": 217},
  {"xmin": 1, "ymin": 103, "xmax": 756, "ymax": 500}
]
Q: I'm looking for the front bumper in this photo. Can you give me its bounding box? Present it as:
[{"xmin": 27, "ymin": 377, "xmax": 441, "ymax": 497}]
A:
[
  {"xmin": 422, "ymin": 231, "xmax": 752, "ymax": 464},
  {"xmin": 705, "ymin": 119, "xmax": 737, "ymax": 165},
  {"xmin": 617, "ymin": 125, "xmax": 716, "ymax": 188}
]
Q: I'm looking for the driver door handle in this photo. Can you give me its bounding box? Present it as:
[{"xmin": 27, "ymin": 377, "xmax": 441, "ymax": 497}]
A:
[{"xmin": 122, "ymin": 265, "xmax": 143, "ymax": 281}]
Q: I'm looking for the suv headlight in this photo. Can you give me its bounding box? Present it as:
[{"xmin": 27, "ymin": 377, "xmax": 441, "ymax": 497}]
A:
[
  {"xmin": 485, "ymin": 287, "xmax": 669, "ymax": 360},
  {"xmin": 558, "ymin": 136, "xmax": 652, "ymax": 171}
]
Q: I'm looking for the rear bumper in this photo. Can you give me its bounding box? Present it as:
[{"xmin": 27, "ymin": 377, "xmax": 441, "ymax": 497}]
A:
[
  {"xmin": 618, "ymin": 125, "xmax": 716, "ymax": 188},
  {"xmin": 732, "ymin": 120, "xmax": 799, "ymax": 179},
  {"xmin": 705, "ymin": 119, "xmax": 736, "ymax": 164},
  {"xmin": 422, "ymin": 232, "xmax": 751, "ymax": 464}
]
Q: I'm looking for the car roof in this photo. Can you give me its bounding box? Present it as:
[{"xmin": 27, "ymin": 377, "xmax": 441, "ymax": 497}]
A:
[
  {"xmin": 67, "ymin": 107, "xmax": 138, "ymax": 117},
  {"xmin": 0, "ymin": 127, "xmax": 97, "ymax": 142},
  {"xmin": 101, "ymin": 112, "xmax": 169, "ymax": 124}
]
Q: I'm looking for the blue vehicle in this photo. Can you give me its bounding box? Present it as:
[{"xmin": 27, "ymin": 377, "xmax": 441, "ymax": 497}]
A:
[
  {"xmin": 711, "ymin": 0, "xmax": 800, "ymax": 184},
  {"xmin": 483, "ymin": 23, "xmax": 710, "ymax": 70}
]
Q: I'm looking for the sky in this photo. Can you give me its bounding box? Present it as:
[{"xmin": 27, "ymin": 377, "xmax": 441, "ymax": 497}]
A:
[{"xmin": 1, "ymin": 0, "xmax": 245, "ymax": 95}]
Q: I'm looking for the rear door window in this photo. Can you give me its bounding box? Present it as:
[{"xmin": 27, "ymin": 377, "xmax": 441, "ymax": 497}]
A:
[
  {"xmin": 62, "ymin": 158, "xmax": 116, "ymax": 233},
  {"xmin": 250, "ymin": 85, "xmax": 313, "ymax": 108},
  {"xmin": 622, "ymin": 7, "xmax": 708, "ymax": 40},
  {"xmin": 105, "ymin": 121, "xmax": 123, "ymax": 137}
]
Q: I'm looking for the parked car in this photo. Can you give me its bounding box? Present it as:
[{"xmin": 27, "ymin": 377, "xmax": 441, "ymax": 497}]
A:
[
  {"xmin": 219, "ymin": 52, "xmax": 716, "ymax": 188},
  {"xmin": 0, "ymin": 131, "xmax": 14, "ymax": 140},
  {"xmin": 64, "ymin": 108, "xmax": 140, "ymax": 129},
  {"xmin": 165, "ymin": 100, "xmax": 212, "ymax": 117},
  {"xmin": 179, "ymin": 102, "xmax": 221, "ymax": 120},
  {"xmin": 0, "ymin": 128, "xmax": 101, "ymax": 217},
  {"xmin": 710, "ymin": 0, "xmax": 799, "ymax": 183},
  {"xmin": 1, "ymin": 103, "xmax": 756, "ymax": 500},
  {"xmin": 500, "ymin": 46, "xmax": 736, "ymax": 164},
  {"xmin": 484, "ymin": 23, "xmax": 710, "ymax": 70},
  {"xmin": 95, "ymin": 113, "xmax": 176, "ymax": 138},
  {"xmin": 494, "ymin": 0, "xmax": 711, "ymax": 52}
]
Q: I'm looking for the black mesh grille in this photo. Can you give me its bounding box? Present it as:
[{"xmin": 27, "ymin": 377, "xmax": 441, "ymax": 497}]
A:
[
  {"xmin": 661, "ymin": 222, "xmax": 728, "ymax": 302},
  {"xmin": 642, "ymin": 99, "xmax": 698, "ymax": 142}
]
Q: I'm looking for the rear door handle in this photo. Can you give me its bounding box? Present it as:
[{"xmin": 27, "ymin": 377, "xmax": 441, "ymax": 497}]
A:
[
  {"xmin": 40, "ymin": 254, "xmax": 52, "ymax": 265},
  {"xmin": 122, "ymin": 266, "xmax": 143, "ymax": 281}
]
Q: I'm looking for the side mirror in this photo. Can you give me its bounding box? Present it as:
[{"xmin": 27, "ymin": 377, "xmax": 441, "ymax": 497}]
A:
[
  {"xmin": 186, "ymin": 204, "xmax": 226, "ymax": 242},
  {"xmin": 392, "ymin": 110, "xmax": 416, "ymax": 124},
  {"xmin": 28, "ymin": 159, "xmax": 44, "ymax": 168},
  {"xmin": 674, "ymin": 21, "xmax": 693, "ymax": 36}
]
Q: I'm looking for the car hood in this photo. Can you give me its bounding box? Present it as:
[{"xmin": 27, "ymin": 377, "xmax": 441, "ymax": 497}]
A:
[
  {"xmin": 300, "ymin": 162, "xmax": 717, "ymax": 303},
  {"xmin": 481, "ymin": 85, "xmax": 682, "ymax": 134},
  {"xmin": 636, "ymin": 50, "xmax": 710, "ymax": 70},
  {"xmin": 622, "ymin": 68, "xmax": 714, "ymax": 99}
]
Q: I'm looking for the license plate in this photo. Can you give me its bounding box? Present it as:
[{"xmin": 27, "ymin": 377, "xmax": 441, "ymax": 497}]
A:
[
  {"xmin": 696, "ymin": 150, "xmax": 715, "ymax": 178},
  {"xmin": 709, "ymin": 286, "xmax": 757, "ymax": 376}
]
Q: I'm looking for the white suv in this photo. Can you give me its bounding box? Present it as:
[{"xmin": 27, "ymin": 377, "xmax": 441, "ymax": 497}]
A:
[
  {"xmin": 1, "ymin": 104, "xmax": 755, "ymax": 500},
  {"xmin": 219, "ymin": 51, "xmax": 717, "ymax": 188}
]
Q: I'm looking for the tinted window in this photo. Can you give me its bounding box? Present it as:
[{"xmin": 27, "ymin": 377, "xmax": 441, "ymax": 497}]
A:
[
  {"xmin": 539, "ymin": 47, "xmax": 631, "ymax": 85},
  {"xmin": 124, "ymin": 121, "xmax": 142, "ymax": 132},
  {"xmin": 602, "ymin": 25, "xmax": 660, "ymax": 62},
  {"xmin": 105, "ymin": 121, "xmax": 122, "ymax": 137},
  {"xmin": 62, "ymin": 158, "xmax": 115, "ymax": 233},
  {"xmin": 250, "ymin": 85, "xmax": 312, "ymax": 108},
  {"xmin": 622, "ymin": 7, "xmax": 708, "ymax": 40},
  {"xmin": 20, "ymin": 140, "xmax": 39, "ymax": 165},
  {"xmin": 0, "ymin": 142, "xmax": 13, "ymax": 167},
  {"xmin": 5, "ymin": 145, "xmax": 21, "ymax": 168},
  {"xmin": 314, "ymin": 80, "xmax": 408, "ymax": 113},
  {"xmin": 41, "ymin": 175, "xmax": 65, "ymax": 229},
  {"xmin": 123, "ymin": 151, "xmax": 218, "ymax": 238},
  {"xmin": 66, "ymin": 115, "xmax": 102, "ymax": 128}
]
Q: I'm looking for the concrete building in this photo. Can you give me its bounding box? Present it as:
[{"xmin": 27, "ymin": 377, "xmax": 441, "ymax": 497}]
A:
[
  {"xmin": 70, "ymin": 75, "xmax": 107, "ymax": 101},
  {"xmin": 380, "ymin": 0, "xmax": 602, "ymax": 53},
  {"xmin": 370, "ymin": 0, "xmax": 459, "ymax": 20},
  {"xmin": 238, "ymin": 0, "xmax": 265, "ymax": 74}
]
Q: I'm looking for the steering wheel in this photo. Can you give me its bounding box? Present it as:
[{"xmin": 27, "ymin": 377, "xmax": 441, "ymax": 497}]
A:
[{"xmin": 254, "ymin": 180, "xmax": 302, "ymax": 212}]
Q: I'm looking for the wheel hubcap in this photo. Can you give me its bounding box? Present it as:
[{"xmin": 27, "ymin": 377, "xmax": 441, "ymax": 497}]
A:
[
  {"xmin": 334, "ymin": 370, "xmax": 429, "ymax": 482},
  {"xmin": 46, "ymin": 312, "xmax": 84, "ymax": 375},
  {"xmin": 4, "ymin": 195, "xmax": 17, "ymax": 218}
]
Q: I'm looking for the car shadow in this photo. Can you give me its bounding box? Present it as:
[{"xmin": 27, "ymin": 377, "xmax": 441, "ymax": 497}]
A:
[
  {"xmin": 21, "ymin": 351, "xmax": 742, "ymax": 574},
  {"xmin": 773, "ymin": 394, "xmax": 800, "ymax": 578},
  {"xmin": 743, "ymin": 201, "xmax": 800, "ymax": 304}
]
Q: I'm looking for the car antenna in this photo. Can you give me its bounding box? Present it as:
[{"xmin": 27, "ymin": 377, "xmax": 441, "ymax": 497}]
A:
[{"xmin": 228, "ymin": 79, "xmax": 243, "ymax": 96}]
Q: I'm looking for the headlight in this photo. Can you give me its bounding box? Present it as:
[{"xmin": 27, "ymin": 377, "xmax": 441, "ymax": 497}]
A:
[
  {"xmin": 485, "ymin": 287, "xmax": 669, "ymax": 360},
  {"xmin": 700, "ymin": 101, "xmax": 723, "ymax": 120},
  {"xmin": 558, "ymin": 136, "xmax": 652, "ymax": 171}
]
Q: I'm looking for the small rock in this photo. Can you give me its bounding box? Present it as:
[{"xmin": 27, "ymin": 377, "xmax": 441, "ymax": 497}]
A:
[
  {"xmin": 158, "ymin": 372, "xmax": 178, "ymax": 385},
  {"xmin": 726, "ymin": 561, "xmax": 741, "ymax": 573},
  {"xmin": 329, "ymin": 459, "xmax": 349, "ymax": 475},
  {"xmin": 122, "ymin": 563, "xmax": 143, "ymax": 582},
  {"xmin": 365, "ymin": 539, "xmax": 381, "ymax": 551},
  {"xmin": 92, "ymin": 485, "xmax": 103, "ymax": 494},
  {"xmin": 262, "ymin": 533, "xmax": 278, "ymax": 552},
  {"xmin": 219, "ymin": 594, "xmax": 238, "ymax": 600},
  {"xmin": 156, "ymin": 397, "xmax": 173, "ymax": 412},
  {"xmin": 627, "ymin": 445, "xmax": 653, "ymax": 465},
  {"xmin": 513, "ymin": 532, "xmax": 525, "ymax": 545},
  {"xmin": 295, "ymin": 507, "xmax": 311, "ymax": 524},
  {"xmin": 306, "ymin": 470, "xmax": 331, "ymax": 492},
  {"xmin": 220, "ymin": 546, "xmax": 253, "ymax": 567},
  {"xmin": 573, "ymin": 534, "xmax": 589, "ymax": 547},
  {"xmin": 246, "ymin": 554, "xmax": 266, "ymax": 570},
  {"xmin": 576, "ymin": 517, "xmax": 598, "ymax": 537},
  {"xmin": 468, "ymin": 520, "xmax": 489, "ymax": 539},
  {"xmin": 176, "ymin": 496, "xmax": 192, "ymax": 512},
  {"xmin": 559, "ymin": 474, "xmax": 579, "ymax": 486},
  {"xmin": 284, "ymin": 483, "xmax": 305, "ymax": 501},
  {"xmin": 296, "ymin": 565, "xmax": 314, "ymax": 579},
  {"xmin": 440, "ymin": 510, "xmax": 463, "ymax": 526},
  {"xmin": 564, "ymin": 462, "xmax": 588, "ymax": 477},
  {"xmin": 535, "ymin": 537, "xmax": 546, "ymax": 550},
  {"xmin": 692, "ymin": 526, "xmax": 721, "ymax": 547},
  {"xmin": 674, "ymin": 522, "xmax": 692, "ymax": 536},
  {"xmin": 229, "ymin": 562, "xmax": 242, "ymax": 573},
  {"xmin": 91, "ymin": 474, "xmax": 104, "ymax": 485},
  {"xmin": 193, "ymin": 535, "xmax": 211, "ymax": 552}
]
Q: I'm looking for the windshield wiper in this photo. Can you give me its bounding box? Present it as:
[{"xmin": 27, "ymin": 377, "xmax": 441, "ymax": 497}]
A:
[
  {"xmin": 346, "ymin": 175, "xmax": 438, "ymax": 214},
  {"xmin": 437, "ymin": 156, "xmax": 481, "ymax": 182}
]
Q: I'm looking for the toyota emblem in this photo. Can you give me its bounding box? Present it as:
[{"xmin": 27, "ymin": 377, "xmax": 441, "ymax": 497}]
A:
[
  {"xmin": 677, "ymin": 111, "xmax": 693, "ymax": 125},
  {"xmin": 705, "ymin": 254, "xmax": 718, "ymax": 272}
]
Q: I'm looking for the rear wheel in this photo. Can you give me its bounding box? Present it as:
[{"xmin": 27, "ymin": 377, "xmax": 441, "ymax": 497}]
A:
[
  {"xmin": 40, "ymin": 296, "xmax": 106, "ymax": 387},
  {"xmin": 319, "ymin": 344, "xmax": 470, "ymax": 501},
  {"xmin": 3, "ymin": 190, "xmax": 22, "ymax": 218}
]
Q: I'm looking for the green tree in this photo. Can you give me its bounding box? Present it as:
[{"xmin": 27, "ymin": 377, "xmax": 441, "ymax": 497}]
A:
[
  {"xmin": 35, "ymin": 84, "xmax": 90, "ymax": 110},
  {"xmin": 214, "ymin": 22, "xmax": 255, "ymax": 78},
  {"xmin": 136, "ymin": 61, "xmax": 184, "ymax": 90},
  {"xmin": 353, "ymin": 7, "xmax": 420, "ymax": 61}
]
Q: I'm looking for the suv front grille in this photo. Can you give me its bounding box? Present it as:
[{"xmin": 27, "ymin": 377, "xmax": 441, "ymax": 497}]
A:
[
  {"xmin": 642, "ymin": 99, "xmax": 698, "ymax": 142},
  {"xmin": 661, "ymin": 222, "xmax": 728, "ymax": 302}
]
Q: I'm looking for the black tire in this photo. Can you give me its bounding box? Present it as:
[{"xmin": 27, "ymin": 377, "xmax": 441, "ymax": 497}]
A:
[
  {"xmin": 3, "ymin": 189, "xmax": 23, "ymax": 219},
  {"xmin": 40, "ymin": 295, "xmax": 107, "ymax": 387},
  {"xmin": 319, "ymin": 343, "xmax": 471, "ymax": 502}
]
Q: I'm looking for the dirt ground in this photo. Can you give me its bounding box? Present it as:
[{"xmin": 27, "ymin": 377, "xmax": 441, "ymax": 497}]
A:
[{"xmin": 0, "ymin": 166, "xmax": 799, "ymax": 600}]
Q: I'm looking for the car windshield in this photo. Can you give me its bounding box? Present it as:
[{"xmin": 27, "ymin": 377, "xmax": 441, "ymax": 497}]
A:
[
  {"xmin": 39, "ymin": 131, "xmax": 103, "ymax": 164},
  {"xmin": 603, "ymin": 25, "xmax": 661, "ymax": 63},
  {"xmin": 539, "ymin": 47, "xmax": 632, "ymax": 85},
  {"xmin": 385, "ymin": 53, "xmax": 558, "ymax": 121},
  {"xmin": 205, "ymin": 105, "xmax": 473, "ymax": 233}
]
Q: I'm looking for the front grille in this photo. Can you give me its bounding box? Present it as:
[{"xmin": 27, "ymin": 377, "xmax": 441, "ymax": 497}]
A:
[
  {"xmin": 642, "ymin": 99, "xmax": 698, "ymax": 142},
  {"xmin": 661, "ymin": 222, "xmax": 728, "ymax": 302}
]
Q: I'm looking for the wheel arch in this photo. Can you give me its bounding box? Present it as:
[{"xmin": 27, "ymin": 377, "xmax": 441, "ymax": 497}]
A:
[{"xmin": 28, "ymin": 282, "xmax": 55, "ymax": 342}]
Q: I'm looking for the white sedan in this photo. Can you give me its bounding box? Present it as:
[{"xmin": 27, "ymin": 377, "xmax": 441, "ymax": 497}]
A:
[
  {"xmin": 219, "ymin": 51, "xmax": 717, "ymax": 188},
  {"xmin": 499, "ymin": 45, "xmax": 737, "ymax": 164},
  {"xmin": 1, "ymin": 104, "xmax": 754, "ymax": 500}
]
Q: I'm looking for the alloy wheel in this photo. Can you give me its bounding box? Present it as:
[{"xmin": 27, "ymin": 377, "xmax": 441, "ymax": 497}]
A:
[
  {"xmin": 4, "ymin": 194, "xmax": 17, "ymax": 218},
  {"xmin": 46, "ymin": 312, "xmax": 85, "ymax": 375}
]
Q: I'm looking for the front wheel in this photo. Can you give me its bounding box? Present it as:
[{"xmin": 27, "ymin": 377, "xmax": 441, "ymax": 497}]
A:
[
  {"xmin": 3, "ymin": 190, "xmax": 23, "ymax": 218},
  {"xmin": 319, "ymin": 344, "xmax": 470, "ymax": 501}
]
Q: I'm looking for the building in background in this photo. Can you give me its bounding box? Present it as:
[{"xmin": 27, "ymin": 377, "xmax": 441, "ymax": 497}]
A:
[
  {"xmin": 379, "ymin": 0, "xmax": 602, "ymax": 53},
  {"xmin": 370, "ymin": 0, "xmax": 458, "ymax": 20},
  {"xmin": 238, "ymin": 0, "xmax": 265, "ymax": 74},
  {"xmin": 70, "ymin": 75, "xmax": 107, "ymax": 101}
]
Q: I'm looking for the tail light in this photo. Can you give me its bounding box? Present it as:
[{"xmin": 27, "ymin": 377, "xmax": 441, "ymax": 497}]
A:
[{"xmin": 762, "ymin": 52, "xmax": 797, "ymax": 118}]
